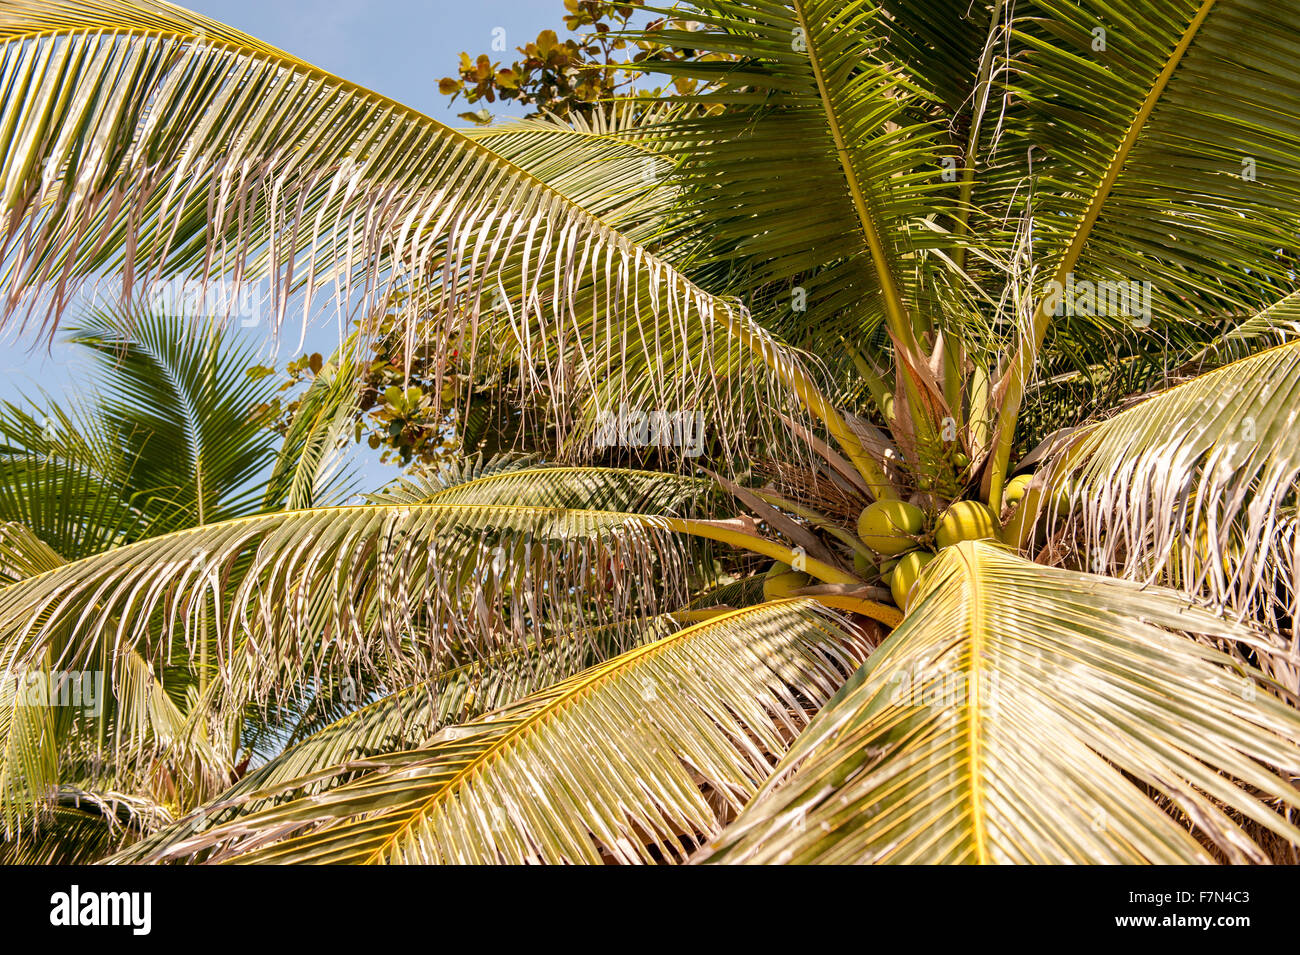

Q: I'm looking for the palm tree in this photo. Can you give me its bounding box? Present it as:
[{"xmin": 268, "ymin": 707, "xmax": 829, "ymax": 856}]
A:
[
  {"xmin": 0, "ymin": 0, "xmax": 1299, "ymax": 863},
  {"xmin": 0, "ymin": 307, "xmax": 356, "ymax": 861}
]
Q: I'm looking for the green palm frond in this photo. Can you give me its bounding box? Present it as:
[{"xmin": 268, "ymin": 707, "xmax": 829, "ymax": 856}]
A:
[
  {"xmin": 1, "ymin": 526, "xmax": 76, "ymax": 834},
  {"xmin": 114, "ymin": 601, "xmax": 868, "ymax": 864},
  {"xmin": 1040, "ymin": 335, "xmax": 1300, "ymax": 663},
  {"xmin": 874, "ymin": 0, "xmax": 998, "ymax": 116},
  {"xmin": 0, "ymin": 402, "xmax": 150, "ymax": 558},
  {"xmin": 641, "ymin": 1, "xmax": 958, "ymax": 355},
  {"xmin": 983, "ymin": 0, "xmax": 1300, "ymax": 328},
  {"xmin": 977, "ymin": 0, "xmax": 1300, "ymax": 500},
  {"xmin": 0, "ymin": 0, "xmax": 810, "ymax": 460},
  {"xmin": 263, "ymin": 346, "xmax": 359, "ymax": 511},
  {"xmin": 68, "ymin": 309, "xmax": 280, "ymax": 528},
  {"xmin": 0, "ymin": 309, "xmax": 284, "ymax": 555},
  {"xmin": 702, "ymin": 542, "xmax": 1300, "ymax": 864},
  {"xmin": 0, "ymin": 522, "xmax": 66, "ymax": 584},
  {"xmin": 1192, "ymin": 289, "xmax": 1300, "ymax": 368},
  {"xmin": 110, "ymin": 614, "xmax": 683, "ymax": 863},
  {"xmin": 108, "ymin": 644, "xmax": 232, "ymax": 806},
  {"xmin": 0, "ymin": 501, "xmax": 698, "ymax": 713},
  {"xmin": 366, "ymin": 452, "xmax": 540, "ymax": 503}
]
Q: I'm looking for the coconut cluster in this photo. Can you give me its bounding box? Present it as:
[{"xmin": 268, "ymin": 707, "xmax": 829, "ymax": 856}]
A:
[
  {"xmin": 761, "ymin": 470, "xmax": 1067, "ymax": 612},
  {"xmin": 855, "ymin": 498, "xmax": 1000, "ymax": 609}
]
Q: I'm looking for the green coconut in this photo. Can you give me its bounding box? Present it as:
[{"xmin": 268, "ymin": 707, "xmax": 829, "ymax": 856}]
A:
[
  {"xmin": 1030, "ymin": 473, "xmax": 1073, "ymax": 516},
  {"xmin": 763, "ymin": 561, "xmax": 812, "ymax": 599},
  {"xmin": 999, "ymin": 503, "xmax": 1039, "ymax": 548},
  {"xmin": 890, "ymin": 550, "xmax": 936, "ymax": 609},
  {"xmin": 935, "ymin": 500, "xmax": 999, "ymax": 549},
  {"xmin": 1000, "ymin": 473, "xmax": 1072, "ymax": 545},
  {"xmin": 1050, "ymin": 483, "xmax": 1073, "ymax": 517},
  {"xmin": 1004, "ymin": 473, "xmax": 1032, "ymax": 505},
  {"xmin": 857, "ymin": 500, "xmax": 925, "ymax": 555}
]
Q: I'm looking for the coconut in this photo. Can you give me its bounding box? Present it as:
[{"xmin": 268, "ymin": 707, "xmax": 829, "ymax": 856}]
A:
[
  {"xmin": 1050, "ymin": 483, "xmax": 1073, "ymax": 517},
  {"xmin": 853, "ymin": 550, "xmax": 873, "ymax": 576},
  {"xmin": 1023, "ymin": 472, "xmax": 1074, "ymax": 516},
  {"xmin": 879, "ymin": 392, "xmax": 895, "ymax": 420},
  {"xmin": 935, "ymin": 500, "xmax": 999, "ymax": 549},
  {"xmin": 857, "ymin": 500, "xmax": 925, "ymax": 555},
  {"xmin": 1004, "ymin": 473, "xmax": 1032, "ymax": 505},
  {"xmin": 890, "ymin": 550, "xmax": 936, "ymax": 609},
  {"xmin": 999, "ymin": 503, "xmax": 1040, "ymax": 549},
  {"xmin": 763, "ymin": 561, "xmax": 812, "ymax": 599}
]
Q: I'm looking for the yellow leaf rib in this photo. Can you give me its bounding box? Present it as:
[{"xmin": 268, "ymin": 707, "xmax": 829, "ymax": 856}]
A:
[
  {"xmin": 959, "ymin": 542, "xmax": 989, "ymax": 864},
  {"xmin": 790, "ymin": 0, "xmax": 912, "ymax": 349},
  {"xmin": 359, "ymin": 600, "xmax": 832, "ymax": 863}
]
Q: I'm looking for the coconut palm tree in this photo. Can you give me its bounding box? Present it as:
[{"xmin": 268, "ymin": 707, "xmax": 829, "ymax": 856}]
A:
[
  {"xmin": 1, "ymin": 0, "xmax": 1299, "ymax": 863},
  {"xmin": 0, "ymin": 307, "xmax": 357, "ymax": 861}
]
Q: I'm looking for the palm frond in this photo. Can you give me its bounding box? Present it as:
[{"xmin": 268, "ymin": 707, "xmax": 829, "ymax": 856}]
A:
[
  {"xmin": 372, "ymin": 457, "xmax": 711, "ymax": 514},
  {"xmin": 0, "ymin": 522, "xmax": 231, "ymax": 836},
  {"xmin": 981, "ymin": 0, "xmax": 1300, "ymax": 501},
  {"xmin": 113, "ymin": 601, "xmax": 868, "ymax": 864},
  {"xmin": 1192, "ymin": 289, "xmax": 1300, "ymax": 368},
  {"xmin": 0, "ymin": 645, "xmax": 59, "ymax": 835},
  {"xmin": 0, "ymin": 401, "xmax": 149, "ymax": 557},
  {"xmin": 0, "ymin": 789, "xmax": 172, "ymax": 863},
  {"xmin": 0, "ymin": 0, "xmax": 807, "ymax": 461},
  {"xmin": 263, "ymin": 346, "xmax": 359, "ymax": 511},
  {"xmin": 462, "ymin": 106, "xmax": 680, "ymax": 247},
  {"xmin": 0, "ymin": 522, "xmax": 64, "ymax": 583},
  {"xmin": 686, "ymin": 576, "xmax": 766, "ymax": 611},
  {"xmin": 702, "ymin": 542, "xmax": 1300, "ymax": 864},
  {"xmin": 110, "ymin": 615, "xmax": 683, "ymax": 863},
  {"xmin": 67, "ymin": 308, "xmax": 279, "ymax": 527},
  {"xmin": 0, "ymin": 501, "xmax": 698, "ymax": 715},
  {"xmin": 639, "ymin": 1, "xmax": 958, "ymax": 355},
  {"xmin": 874, "ymin": 0, "xmax": 997, "ymax": 116},
  {"xmin": 988, "ymin": 0, "xmax": 1300, "ymax": 327},
  {"xmin": 1041, "ymin": 336, "xmax": 1300, "ymax": 672}
]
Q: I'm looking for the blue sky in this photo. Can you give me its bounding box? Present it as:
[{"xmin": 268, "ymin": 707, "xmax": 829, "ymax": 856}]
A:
[
  {"xmin": 0, "ymin": 0, "xmax": 575, "ymax": 490},
  {"xmin": 191, "ymin": 0, "xmax": 562, "ymax": 120}
]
